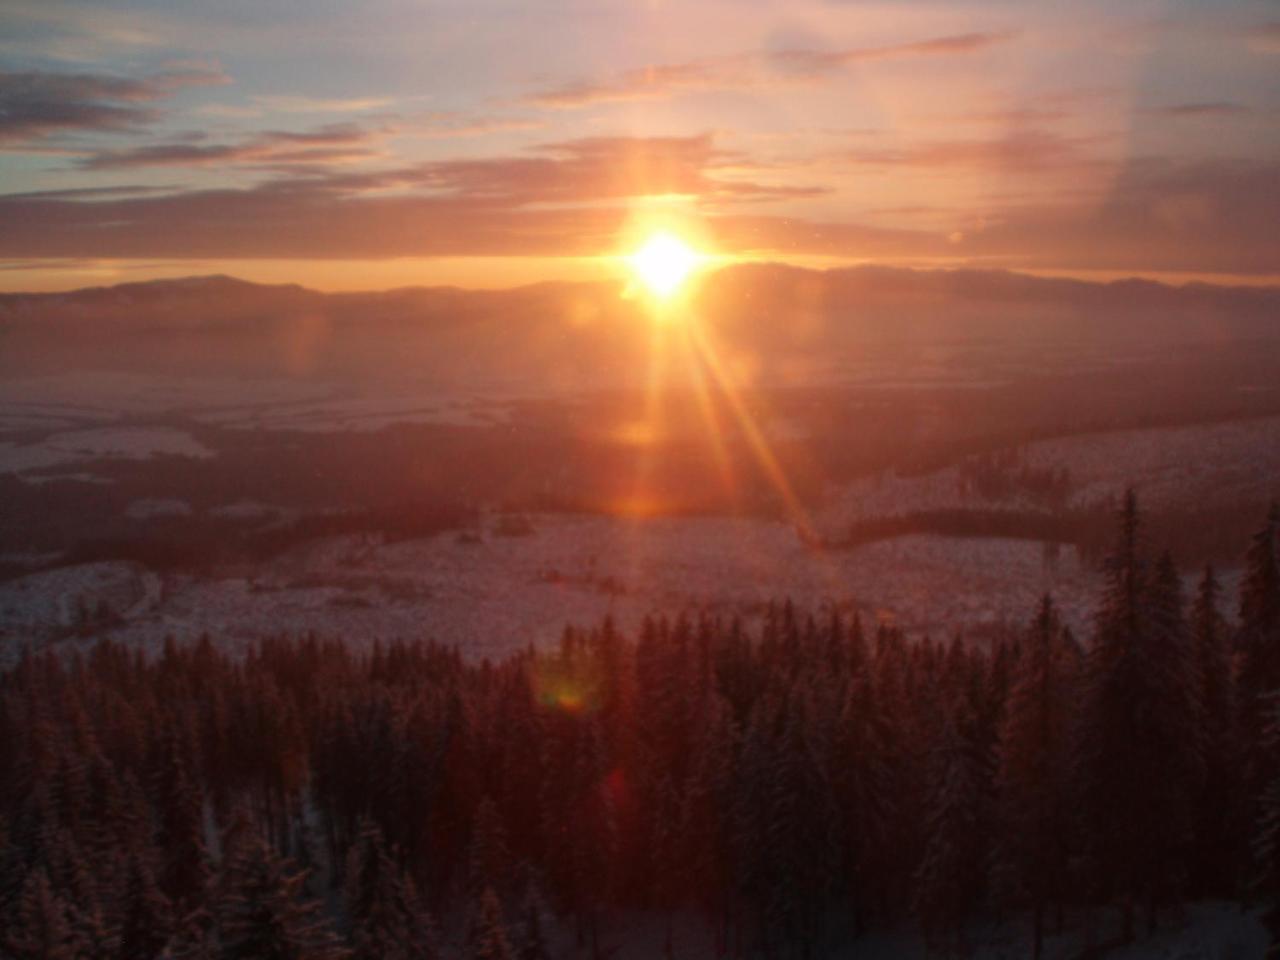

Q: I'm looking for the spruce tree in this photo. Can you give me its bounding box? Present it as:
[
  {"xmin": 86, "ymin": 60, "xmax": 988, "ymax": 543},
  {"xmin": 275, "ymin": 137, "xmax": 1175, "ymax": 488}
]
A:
[
  {"xmin": 5, "ymin": 868, "xmax": 87, "ymax": 960},
  {"xmin": 764, "ymin": 690, "xmax": 838, "ymax": 956},
  {"xmin": 467, "ymin": 886, "xmax": 513, "ymax": 960},
  {"xmin": 345, "ymin": 820, "xmax": 435, "ymax": 960},
  {"xmin": 155, "ymin": 752, "xmax": 210, "ymax": 911},
  {"xmin": 468, "ymin": 796, "xmax": 512, "ymax": 902},
  {"xmin": 166, "ymin": 910, "xmax": 218, "ymax": 960},
  {"xmin": 215, "ymin": 827, "xmax": 347, "ymax": 960},
  {"xmin": 1190, "ymin": 565, "xmax": 1242, "ymax": 895},
  {"xmin": 1239, "ymin": 505, "xmax": 1280, "ymax": 790},
  {"xmin": 118, "ymin": 852, "xmax": 174, "ymax": 960},
  {"xmin": 995, "ymin": 595, "xmax": 1077, "ymax": 959},
  {"xmin": 1077, "ymin": 494, "xmax": 1199, "ymax": 940},
  {"xmin": 651, "ymin": 773, "xmax": 682, "ymax": 956},
  {"xmin": 914, "ymin": 706, "xmax": 988, "ymax": 957},
  {"xmin": 1077, "ymin": 490, "xmax": 1147, "ymax": 940},
  {"xmin": 679, "ymin": 690, "xmax": 735, "ymax": 946},
  {"xmin": 834, "ymin": 671, "xmax": 892, "ymax": 935},
  {"xmin": 567, "ymin": 715, "xmax": 615, "ymax": 955},
  {"xmin": 1144, "ymin": 552, "xmax": 1204, "ymax": 894},
  {"xmin": 1253, "ymin": 693, "xmax": 1280, "ymax": 955},
  {"xmin": 513, "ymin": 871, "xmax": 553, "ymax": 960}
]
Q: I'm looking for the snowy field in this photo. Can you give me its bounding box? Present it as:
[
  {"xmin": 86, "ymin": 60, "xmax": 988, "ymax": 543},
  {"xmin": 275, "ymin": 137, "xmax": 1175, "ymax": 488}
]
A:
[
  {"xmin": 817, "ymin": 415, "xmax": 1280, "ymax": 531},
  {"xmin": 0, "ymin": 562, "xmax": 157, "ymax": 640},
  {"xmin": 0, "ymin": 371, "xmax": 1269, "ymax": 668},
  {"xmin": 1022, "ymin": 416, "xmax": 1280, "ymax": 510},
  {"xmin": 0, "ymin": 372, "xmax": 520, "ymax": 440},
  {"xmin": 0, "ymin": 372, "xmax": 326, "ymax": 418},
  {"xmin": 0, "ymin": 425, "xmax": 213, "ymax": 474},
  {"xmin": 0, "ymin": 512, "xmax": 1241, "ymax": 666}
]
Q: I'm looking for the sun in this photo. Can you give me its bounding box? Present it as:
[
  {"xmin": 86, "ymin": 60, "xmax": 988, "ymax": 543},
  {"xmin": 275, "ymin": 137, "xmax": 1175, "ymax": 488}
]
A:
[{"xmin": 627, "ymin": 232, "xmax": 703, "ymax": 299}]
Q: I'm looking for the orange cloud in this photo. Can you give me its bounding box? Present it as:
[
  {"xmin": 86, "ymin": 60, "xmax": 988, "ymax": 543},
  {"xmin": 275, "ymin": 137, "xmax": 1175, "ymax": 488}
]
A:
[
  {"xmin": 1246, "ymin": 21, "xmax": 1280, "ymax": 54},
  {"xmin": 770, "ymin": 30, "xmax": 1017, "ymax": 75},
  {"xmin": 530, "ymin": 30, "xmax": 1015, "ymax": 108},
  {"xmin": 1, "ymin": 142, "xmax": 1275, "ymax": 278},
  {"xmin": 414, "ymin": 135, "xmax": 822, "ymax": 204},
  {"xmin": 847, "ymin": 130, "xmax": 1106, "ymax": 173}
]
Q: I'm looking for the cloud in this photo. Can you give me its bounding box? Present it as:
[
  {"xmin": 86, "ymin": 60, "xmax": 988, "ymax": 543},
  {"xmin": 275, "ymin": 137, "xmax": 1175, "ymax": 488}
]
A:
[
  {"xmin": 769, "ymin": 30, "xmax": 1016, "ymax": 75},
  {"xmin": 1148, "ymin": 101, "xmax": 1251, "ymax": 118},
  {"xmin": 0, "ymin": 134, "xmax": 826, "ymax": 260},
  {"xmin": 0, "ymin": 67, "xmax": 228, "ymax": 143},
  {"xmin": 75, "ymin": 132, "xmax": 812, "ymax": 200},
  {"xmin": 529, "ymin": 58, "xmax": 753, "ymax": 109},
  {"xmin": 0, "ymin": 181, "xmax": 626, "ymax": 259},
  {"xmin": 0, "ymin": 180, "xmax": 916, "ymax": 263},
  {"xmin": 2, "ymin": 141, "xmax": 1273, "ymax": 277},
  {"xmin": 4, "ymin": 184, "xmax": 170, "ymax": 201},
  {"xmin": 961, "ymin": 158, "xmax": 1280, "ymax": 275},
  {"xmin": 958, "ymin": 106, "xmax": 1076, "ymax": 126},
  {"xmin": 411, "ymin": 113, "xmax": 543, "ymax": 139},
  {"xmin": 1246, "ymin": 21, "xmax": 1280, "ymax": 54},
  {"xmin": 848, "ymin": 130, "xmax": 1102, "ymax": 173},
  {"xmin": 412, "ymin": 134, "xmax": 821, "ymax": 203},
  {"xmin": 78, "ymin": 122, "xmax": 385, "ymax": 169},
  {"xmin": 530, "ymin": 30, "xmax": 1015, "ymax": 108},
  {"xmin": 249, "ymin": 94, "xmax": 395, "ymax": 114}
]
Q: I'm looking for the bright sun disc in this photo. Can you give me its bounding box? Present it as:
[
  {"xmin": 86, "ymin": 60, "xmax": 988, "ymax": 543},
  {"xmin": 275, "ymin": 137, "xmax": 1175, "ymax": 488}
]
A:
[{"xmin": 628, "ymin": 232, "xmax": 701, "ymax": 299}]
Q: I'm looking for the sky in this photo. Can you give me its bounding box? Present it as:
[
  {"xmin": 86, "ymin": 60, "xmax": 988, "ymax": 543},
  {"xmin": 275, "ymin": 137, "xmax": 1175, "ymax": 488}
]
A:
[{"xmin": 0, "ymin": 0, "xmax": 1277, "ymax": 291}]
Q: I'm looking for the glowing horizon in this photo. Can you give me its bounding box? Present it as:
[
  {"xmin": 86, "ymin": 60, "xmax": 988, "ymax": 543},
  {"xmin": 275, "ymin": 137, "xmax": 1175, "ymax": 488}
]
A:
[
  {"xmin": 4, "ymin": 255, "xmax": 1279, "ymax": 296},
  {"xmin": 1, "ymin": 1, "xmax": 1277, "ymax": 290}
]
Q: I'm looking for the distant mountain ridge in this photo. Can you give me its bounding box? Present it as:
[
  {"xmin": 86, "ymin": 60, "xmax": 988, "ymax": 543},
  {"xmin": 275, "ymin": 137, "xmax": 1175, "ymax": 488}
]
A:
[
  {"xmin": 2, "ymin": 263, "xmax": 1277, "ymax": 384},
  {"xmin": 3, "ymin": 262, "xmax": 1279, "ymax": 314}
]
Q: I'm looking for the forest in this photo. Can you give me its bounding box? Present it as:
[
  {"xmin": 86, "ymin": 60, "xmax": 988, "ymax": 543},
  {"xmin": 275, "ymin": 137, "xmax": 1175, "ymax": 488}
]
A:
[{"xmin": 1, "ymin": 494, "xmax": 1278, "ymax": 959}]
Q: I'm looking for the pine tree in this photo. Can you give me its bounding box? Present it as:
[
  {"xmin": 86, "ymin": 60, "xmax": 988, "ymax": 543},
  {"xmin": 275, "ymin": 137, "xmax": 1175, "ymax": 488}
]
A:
[
  {"xmin": 870, "ymin": 625, "xmax": 926, "ymax": 922},
  {"xmin": 565, "ymin": 715, "xmax": 615, "ymax": 956},
  {"xmin": 1252, "ymin": 693, "xmax": 1280, "ymax": 956},
  {"xmin": 467, "ymin": 886, "xmax": 513, "ymax": 960},
  {"xmin": 118, "ymin": 852, "xmax": 174, "ymax": 960},
  {"xmin": 75, "ymin": 902, "xmax": 119, "ymax": 960},
  {"xmin": 215, "ymin": 827, "xmax": 347, "ymax": 960},
  {"xmin": 513, "ymin": 872, "xmax": 553, "ymax": 960},
  {"xmin": 651, "ymin": 773, "xmax": 683, "ymax": 957},
  {"xmin": 763, "ymin": 689, "xmax": 839, "ymax": 957},
  {"xmin": 1239, "ymin": 505, "xmax": 1280, "ymax": 790},
  {"xmin": 166, "ymin": 910, "xmax": 218, "ymax": 960},
  {"xmin": 468, "ymin": 796, "xmax": 512, "ymax": 902},
  {"xmin": 1077, "ymin": 490, "xmax": 1147, "ymax": 941},
  {"xmin": 833, "ymin": 671, "xmax": 892, "ymax": 935},
  {"xmin": 154, "ymin": 743, "xmax": 210, "ymax": 910},
  {"xmin": 995, "ymin": 595, "xmax": 1077, "ymax": 959},
  {"xmin": 5, "ymin": 868, "xmax": 87, "ymax": 960},
  {"xmin": 914, "ymin": 706, "xmax": 989, "ymax": 957},
  {"xmin": 1190, "ymin": 565, "xmax": 1242, "ymax": 895},
  {"xmin": 1143, "ymin": 551, "xmax": 1204, "ymax": 908},
  {"xmin": 679, "ymin": 690, "xmax": 735, "ymax": 947},
  {"xmin": 345, "ymin": 820, "xmax": 435, "ymax": 960},
  {"xmin": 729, "ymin": 702, "xmax": 774, "ymax": 947},
  {"xmin": 1077, "ymin": 494, "xmax": 1199, "ymax": 940}
]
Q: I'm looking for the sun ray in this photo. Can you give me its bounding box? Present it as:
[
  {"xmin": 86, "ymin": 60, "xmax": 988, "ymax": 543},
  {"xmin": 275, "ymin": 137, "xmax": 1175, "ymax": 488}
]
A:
[
  {"xmin": 621, "ymin": 308, "xmax": 672, "ymax": 517},
  {"xmin": 685, "ymin": 320, "xmax": 817, "ymax": 542},
  {"xmin": 677, "ymin": 326, "xmax": 738, "ymax": 502},
  {"xmin": 619, "ymin": 222, "xmax": 842, "ymax": 603},
  {"xmin": 683, "ymin": 315, "xmax": 853, "ymax": 608}
]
